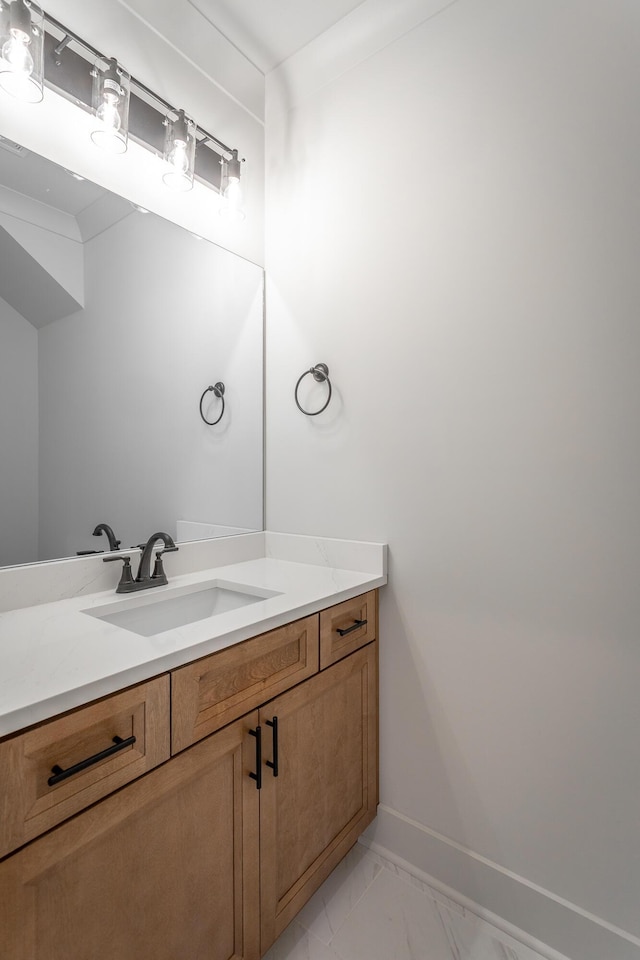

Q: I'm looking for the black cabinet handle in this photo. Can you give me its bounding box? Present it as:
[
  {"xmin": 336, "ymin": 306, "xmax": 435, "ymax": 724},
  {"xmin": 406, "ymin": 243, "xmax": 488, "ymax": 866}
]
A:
[
  {"xmin": 336, "ymin": 618, "xmax": 367, "ymax": 637},
  {"xmin": 48, "ymin": 735, "xmax": 136, "ymax": 787},
  {"xmin": 249, "ymin": 726, "xmax": 262, "ymax": 790},
  {"xmin": 266, "ymin": 717, "xmax": 278, "ymax": 778}
]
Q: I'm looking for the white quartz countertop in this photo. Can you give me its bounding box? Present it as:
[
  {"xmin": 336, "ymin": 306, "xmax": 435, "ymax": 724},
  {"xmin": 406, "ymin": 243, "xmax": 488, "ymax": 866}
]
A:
[{"xmin": 0, "ymin": 533, "xmax": 386, "ymax": 737}]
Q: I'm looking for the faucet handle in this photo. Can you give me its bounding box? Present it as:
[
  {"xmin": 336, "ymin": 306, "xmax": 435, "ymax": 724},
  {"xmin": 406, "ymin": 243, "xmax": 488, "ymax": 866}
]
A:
[
  {"xmin": 134, "ymin": 542, "xmax": 178, "ymax": 553},
  {"xmin": 151, "ymin": 543, "xmax": 178, "ymax": 581},
  {"xmin": 103, "ymin": 555, "xmax": 135, "ymax": 592},
  {"xmin": 151, "ymin": 554, "xmax": 166, "ymax": 581}
]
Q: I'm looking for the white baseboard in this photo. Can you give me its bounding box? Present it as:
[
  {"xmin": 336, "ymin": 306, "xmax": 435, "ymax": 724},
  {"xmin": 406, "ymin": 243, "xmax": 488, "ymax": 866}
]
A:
[{"xmin": 360, "ymin": 805, "xmax": 640, "ymax": 960}]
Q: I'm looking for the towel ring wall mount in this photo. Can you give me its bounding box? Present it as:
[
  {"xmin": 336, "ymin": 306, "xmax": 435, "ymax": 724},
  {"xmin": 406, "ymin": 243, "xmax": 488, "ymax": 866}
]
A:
[
  {"xmin": 295, "ymin": 363, "xmax": 332, "ymax": 416},
  {"xmin": 199, "ymin": 381, "xmax": 225, "ymax": 425}
]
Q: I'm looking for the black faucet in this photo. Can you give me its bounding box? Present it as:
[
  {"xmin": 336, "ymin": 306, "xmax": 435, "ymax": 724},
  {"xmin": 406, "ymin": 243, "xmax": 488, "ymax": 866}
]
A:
[
  {"xmin": 136, "ymin": 532, "xmax": 178, "ymax": 586},
  {"xmin": 104, "ymin": 531, "xmax": 178, "ymax": 594},
  {"xmin": 93, "ymin": 523, "xmax": 121, "ymax": 551}
]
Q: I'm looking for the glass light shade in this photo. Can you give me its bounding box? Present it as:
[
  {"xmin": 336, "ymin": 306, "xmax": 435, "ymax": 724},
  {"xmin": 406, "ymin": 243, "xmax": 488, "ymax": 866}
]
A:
[
  {"xmin": 219, "ymin": 149, "xmax": 245, "ymax": 222},
  {"xmin": 0, "ymin": 0, "xmax": 44, "ymax": 103},
  {"xmin": 91, "ymin": 56, "xmax": 130, "ymax": 154},
  {"xmin": 162, "ymin": 109, "xmax": 196, "ymax": 191}
]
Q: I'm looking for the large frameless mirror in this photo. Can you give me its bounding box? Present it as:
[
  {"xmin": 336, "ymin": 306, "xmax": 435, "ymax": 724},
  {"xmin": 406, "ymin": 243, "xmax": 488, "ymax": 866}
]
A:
[{"xmin": 0, "ymin": 136, "xmax": 264, "ymax": 568}]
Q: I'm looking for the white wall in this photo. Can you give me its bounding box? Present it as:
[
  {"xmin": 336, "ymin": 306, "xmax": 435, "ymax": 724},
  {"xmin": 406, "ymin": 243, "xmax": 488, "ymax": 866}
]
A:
[
  {"xmin": 265, "ymin": 2, "xmax": 640, "ymax": 958},
  {"xmin": 0, "ymin": 297, "xmax": 38, "ymax": 566},
  {"xmin": 37, "ymin": 211, "xmax": 263, "ymax": 560}
]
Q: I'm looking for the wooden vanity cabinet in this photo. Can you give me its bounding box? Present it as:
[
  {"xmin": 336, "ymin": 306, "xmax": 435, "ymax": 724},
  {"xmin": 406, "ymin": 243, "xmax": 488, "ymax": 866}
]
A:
[{"xmin": 0, "ymin": 591, "xmax": 378, "ymax": 960}]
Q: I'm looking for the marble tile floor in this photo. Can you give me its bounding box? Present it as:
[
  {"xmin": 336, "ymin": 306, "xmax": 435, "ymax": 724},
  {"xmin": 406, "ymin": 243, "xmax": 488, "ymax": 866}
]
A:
[{"xmin": 263, "ymin": 844, "xmax": 561, "ymax": 960}]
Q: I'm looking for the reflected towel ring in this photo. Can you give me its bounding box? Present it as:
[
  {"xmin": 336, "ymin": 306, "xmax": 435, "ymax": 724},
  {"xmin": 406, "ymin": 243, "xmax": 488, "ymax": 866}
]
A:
[
  {"xmin": 295, "ymin": 363, "xmax": 332, "ymax": 416},
  {"xmin": 199, "ymin": 382, "xmax": 225, "ymax": 425}
]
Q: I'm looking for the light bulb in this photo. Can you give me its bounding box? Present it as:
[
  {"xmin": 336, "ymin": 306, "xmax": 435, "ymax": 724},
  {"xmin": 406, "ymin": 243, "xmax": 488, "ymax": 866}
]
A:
[
  {"xmin": 219, "ymin": 150, "xmax": 245, "ymax": 221},
  {"xmin": 0, "ymin": 0, "xmax": 43, "ymax": 102},
  {"xmin": 223, "ymin": 177, "xmax": 241, "ymax": 203},
  {"xmin": 162, "ymin": 110, "xmax": 194, "ymax": 191},
  {"xmin": 168, "ymin": 139, "xmax": 188, "ymax": 175},
  {"xmin": 221, "ymin": 177, "xmax": 245, "ymax": 222},
  {"xmin": 96, "ymin": 94, "xmax": 121, "ymax": 134},
  {"xmin": 91, "ymin": 60, "xmax": 128, "ymax": 153},
  {"xmin": 2, "ymin": 33, "xmax": 33, "ymax": 77}
]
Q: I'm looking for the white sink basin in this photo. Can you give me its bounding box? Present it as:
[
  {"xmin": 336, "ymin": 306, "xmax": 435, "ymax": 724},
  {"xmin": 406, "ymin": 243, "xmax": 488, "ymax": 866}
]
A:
[{"xmin": 83, "ymin": 580, "xmax": 281, "ymax": 637}]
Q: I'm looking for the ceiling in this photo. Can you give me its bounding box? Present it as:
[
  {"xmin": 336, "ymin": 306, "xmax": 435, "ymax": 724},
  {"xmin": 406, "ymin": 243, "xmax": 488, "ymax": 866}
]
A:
[
  {"xmin": 0, "ymin": 137, "xmax": 105, "ymax": 216},
  {"xmin": 186, "ymin": 0, "xmax": 366, "ymax": 74},
  {"xmin": 0, "ymin": 136, "xmax": 139, "ymax": 249}
]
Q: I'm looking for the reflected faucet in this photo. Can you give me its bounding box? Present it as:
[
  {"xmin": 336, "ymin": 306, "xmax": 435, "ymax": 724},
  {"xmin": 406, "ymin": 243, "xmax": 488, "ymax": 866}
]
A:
[
  {"xmin": 104, "ymin": 531, "xmax": 178, "ymax": 594},
  {"xmin": 93, "ymin": 523, "xmax": 121, "ymax": 552}
]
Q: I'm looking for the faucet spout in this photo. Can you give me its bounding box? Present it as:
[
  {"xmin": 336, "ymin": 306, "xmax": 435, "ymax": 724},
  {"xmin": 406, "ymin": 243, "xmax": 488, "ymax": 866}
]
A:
[
  {"xmin": 93, "ymin": 523, "xmax": 121, "ymax": 551},
  {"xmin": 136, "ymin": 531, "xmax": 178, "ymax": 585}
]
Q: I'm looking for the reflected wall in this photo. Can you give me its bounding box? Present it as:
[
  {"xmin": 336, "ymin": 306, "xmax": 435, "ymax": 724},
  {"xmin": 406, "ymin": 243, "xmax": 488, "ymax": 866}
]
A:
[{"xmin": 0, "ymin": 156, "xmax": 263, "ymax": 567}]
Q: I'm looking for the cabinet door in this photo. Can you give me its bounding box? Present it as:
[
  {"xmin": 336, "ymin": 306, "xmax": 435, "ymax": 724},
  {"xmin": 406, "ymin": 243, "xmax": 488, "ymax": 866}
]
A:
[
  {"xmin": 0, "ymin": 714, "xmax": 260, "ymax": 960},
  {"xmin": 259, "ymin": 643, "xmax": 378, "ymax": 952}
]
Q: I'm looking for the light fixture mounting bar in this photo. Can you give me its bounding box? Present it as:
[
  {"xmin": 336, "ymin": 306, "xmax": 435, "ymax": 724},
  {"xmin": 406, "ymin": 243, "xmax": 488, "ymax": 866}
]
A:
[
  {"xmin": 130, "ymin": 74, "xmax": 233, "ymax": 159},
  {"xmin": 43, "ymin": 12, "xmax": 102, "ymax": 61}
]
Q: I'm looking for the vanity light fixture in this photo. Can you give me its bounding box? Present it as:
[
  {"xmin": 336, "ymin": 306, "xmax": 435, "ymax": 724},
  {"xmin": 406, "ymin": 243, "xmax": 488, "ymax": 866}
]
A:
[
  {"xmin": 162, "ymin": 108, "xmax": 196, "ymax": 191},
  {"xmin": 90, "ymin": 56, "xmax": 130, "ymax": 154},
  {"xmin": 220, "ymin": 148, "xmax": 245, "ymax": 221},
  {"xmin": 0, "ymin": 0, "xmax": 44, "ymax": 103},
  {"xmin": 0, "ymin": 4, "xmax": 246, "ymax": 214}
]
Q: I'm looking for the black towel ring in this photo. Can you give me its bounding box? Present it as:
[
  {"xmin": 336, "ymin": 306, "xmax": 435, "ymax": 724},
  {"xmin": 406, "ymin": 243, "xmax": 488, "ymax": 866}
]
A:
[
  {"xmin": 295, "ymin": 363, "xmax": 332, "ymax": 416},
  {"xmin": 199, "ymin": 382, "xmax": 225, "ymax": 425}
]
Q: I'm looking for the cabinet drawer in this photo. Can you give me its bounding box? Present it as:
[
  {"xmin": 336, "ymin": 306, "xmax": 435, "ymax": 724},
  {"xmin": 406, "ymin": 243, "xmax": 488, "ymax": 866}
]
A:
[
  {"xmin": 171, "ymin": 614, "xmax": 319, "ymax": 753},
  {"xmin": 319, "ymin": 591, "xmax": 377, "ymax": 669},
  {"xmin": 0, "ymin": 675, "xmax": 170, "ymax": 859}
]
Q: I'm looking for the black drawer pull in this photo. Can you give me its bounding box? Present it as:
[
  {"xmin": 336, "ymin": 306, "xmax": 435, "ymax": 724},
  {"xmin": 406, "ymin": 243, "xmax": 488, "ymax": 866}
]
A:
[
  {"xmin": 48, "ymin": 735, "xmax": 136, "ymax": 787},
  {"xmin": 249, "ymin": 726, "xmax": 262, "ymax": 790},
  {"xmin": 336, "ymin": 618, "xmax": 367, "ymax": 637},
  {"xmin": 266, "ymin": 717, "xmax": 278, "ymax": 778}
]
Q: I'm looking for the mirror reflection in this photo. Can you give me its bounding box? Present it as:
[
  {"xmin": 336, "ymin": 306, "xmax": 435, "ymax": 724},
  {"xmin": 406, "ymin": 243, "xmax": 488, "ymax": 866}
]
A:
[{"xmin": 0, "ymin": 138, "xmax": 264, "ymax": 568}]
